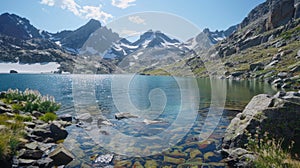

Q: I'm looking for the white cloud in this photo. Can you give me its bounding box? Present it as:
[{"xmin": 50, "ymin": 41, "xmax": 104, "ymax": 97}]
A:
[
  {"xmin": 128, "ymin": 16, "xmax": 146, "ymax": 25},
  {"xmin": 111, "ymin": 0, "xmax": 136, "ymax": 9},
  {"xmin": 40, "ymin": 0, "xmax": 112, "ymax": 23},
  {"xmin": 40, "ymin": 0, "xmax": 55, "ymax": 6},
  {"xmin": 80, "ymin": 5, "xmax": 113, "ymax": 23},
  {"xmin": 59, "ymin": 0, "xmax": 81, "ymax": 16},
  {"xmin": 119, "ymin": 29, "xmax": 141, "ymax": 37}
]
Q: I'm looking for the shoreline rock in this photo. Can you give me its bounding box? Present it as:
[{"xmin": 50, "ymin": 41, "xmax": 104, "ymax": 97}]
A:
[
  {"xmin": 222, "ymin": 90, "xmax": 300, "ymax": 167},
  {"xmin": 0, "ymin": 91, "xmax": 74, "ymax": 167}
]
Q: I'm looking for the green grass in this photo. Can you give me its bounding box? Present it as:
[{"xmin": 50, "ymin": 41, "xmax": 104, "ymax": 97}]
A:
[
  {"xmin": 14, "ymin": 114, "xmax": 32, "ymax": 122},
  {"xmin": 0, "ymin": 115, "xmax": 24, "ymax": 160},
  {"xmin": 39, "ymin": 112, "xmax": 57, "ymax": 122},
  {"xmin": 246, "ymin": 132, "xmax": 300, "ymax": 168},
  {"xmin": 280, "ymin": 25, "xmax": 300, "ymax": 40}
]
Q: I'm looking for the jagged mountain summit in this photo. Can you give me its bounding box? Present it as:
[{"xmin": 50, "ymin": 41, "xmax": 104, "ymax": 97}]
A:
[
  {"xmin": 185, "ymin": 25, "xmax": 238, "ymax": 50},
  {"xmin": 50, "ymin": 19, "xmax": 102, "ymax": 53},
  {"xmin": 103, "ymin": 30, "xmax": 183, "ymax": 59},
  {"xmin": 0, "ymin": 13, "xmax": 47, "ymax": 39},
  {"xmin": 0, "ymin": 13, "xmax": 119, "ymax": 73},
  {"xmin": 102, "ymin": 30, "xmax": 196, "ymax": 73}
]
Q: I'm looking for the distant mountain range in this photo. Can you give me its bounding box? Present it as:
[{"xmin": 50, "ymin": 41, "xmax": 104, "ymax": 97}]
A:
[{"xmin": 0, "ymin": 11, "xmax": 237, "ymax": 73}]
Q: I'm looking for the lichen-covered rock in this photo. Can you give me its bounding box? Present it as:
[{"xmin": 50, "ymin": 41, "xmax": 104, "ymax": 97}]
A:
[{"xmin": 223, "ymin": 94, "xmax": 273, "ymax": 149}]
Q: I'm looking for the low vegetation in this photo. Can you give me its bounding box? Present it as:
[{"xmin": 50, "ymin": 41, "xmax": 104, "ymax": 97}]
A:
[
  {"xmin": 0, "ymin": 115, "xmax": 25, "ymax": 160},
  {"xmin": 0, "ymin": 89, "xmax": 61, "ymax": 161},
  {"xmin": 1, "ymin": 88, "xmax": 61, "ymax": 113},
  {"xmin": 39, "ymin": 112, "xmax": 57, "ymax": 122},
  {"xmin": 246, "ymin": 131, "xmax": 300, "ymax": 168}
]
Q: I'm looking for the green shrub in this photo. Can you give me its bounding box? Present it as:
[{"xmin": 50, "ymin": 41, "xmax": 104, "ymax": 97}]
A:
[
  {"xmin": 3, "ymin": 89, "xmax": 61, "ymax": 113},
  {"xmin": 39, "ymin": 112, "xmax": 57, "ymax": 122}
]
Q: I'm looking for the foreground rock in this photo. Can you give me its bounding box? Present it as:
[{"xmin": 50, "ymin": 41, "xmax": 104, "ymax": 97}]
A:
[
  {"xmin": 48, "ymin": 144, "xmax": 75, "ymax": 166},
  {"xmin": 0, "ymin": 90, "xmax": 74, "ymax": 167},
  {"xmin": 222, "ymin": 91, "xmax": 300, "ymax": 167}
]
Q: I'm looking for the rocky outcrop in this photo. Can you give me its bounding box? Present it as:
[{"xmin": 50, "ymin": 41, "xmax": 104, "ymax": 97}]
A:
[
  {"xmin": 294, "ymin": 2, "xmax": 300, "ymax": 18},
  {"xmin": 0, "ymin": 13, "xmax": 44, "ymax": 39},
  {"xmin": 222, "ymin": 91, "xmax": 300, "ymax": 167},
  {"xmin": 0, "ymin": 91, "xmax": 74, "ymax": 167},
  {"xmin": 266, "ymin": 0, "xmax": 295, "ymax": 30}
]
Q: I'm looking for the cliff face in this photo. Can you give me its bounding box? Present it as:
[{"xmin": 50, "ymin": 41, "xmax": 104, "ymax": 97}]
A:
[
  {"xmin": 215, "ymin": 0, "xmax": 298, "ymax": 58},
  {"xmin": 266, "ymin": 0, "xmax": 295, "ymax": 30},
  {"xmin": 240, "ymin": 0, "xmax": 296, "ymax": 32}
]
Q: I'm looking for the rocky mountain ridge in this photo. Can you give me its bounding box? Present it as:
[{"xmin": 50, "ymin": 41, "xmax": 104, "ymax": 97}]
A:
[
  {"xmin": 0, "ymin": 13, "xmax": 121, "ymax": 73},
  {"xmin": 144, "ymin": 0, "xmax": 300, "ymax": 90}
]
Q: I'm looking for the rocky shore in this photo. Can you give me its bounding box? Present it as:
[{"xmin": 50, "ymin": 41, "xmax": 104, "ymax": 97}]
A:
[
  {"xmin": 0, "ymin": 90, "xmax": 74, "ymax": 168},
  {"xmin": 222, "ymin": 90, "xmax": 300, "ymax": 167}
]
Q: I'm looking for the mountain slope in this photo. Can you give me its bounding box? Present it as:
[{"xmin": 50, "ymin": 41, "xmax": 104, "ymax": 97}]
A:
[
  {"xmin": 143, "ymin": 0, "xmax": 300, "ymax": 90},
  {"xmin": 0, "ymin": 13, "xmax": 45, "ymax": 39},
  {"xmin": 51, "ymin": 19, "xmax": 102, "ymax": 53},
  {"xmin": 0, "ymin": 13, "xmax": 120, "ymax": 74},
  {"xmin": 101, "ymin": 30, "xmax": 193, "ymax": 73},
  {"xmin": 184, "ymin": 25, "xmax": 237, "ymax": 50}
]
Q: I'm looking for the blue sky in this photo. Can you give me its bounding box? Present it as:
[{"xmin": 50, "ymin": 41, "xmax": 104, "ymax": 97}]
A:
[{"xmin": 0, "ymin": 0, "xmax": 265, "ymax": 35}]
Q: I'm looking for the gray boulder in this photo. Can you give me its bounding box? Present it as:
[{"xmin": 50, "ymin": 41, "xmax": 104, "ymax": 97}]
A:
[
  {"xmin": 18, "ymin": 159, "xmax": 36, "ymax": 166},
  {"xmin": 75, "ymin": 113, "xmax": 92, "ymax": 122},
  {"xmin": 277, "ymin": 72, "xmax": 289, "ymax": 78},
  {"xmin": 231, "ymin": 71, "xmax": 244, "ymax": 77},
  {"xmin": 222, "ymin": 92, "xmax": 300, "ymax": 166},
  {"xmin": 59, "ymin": 114, "xmax": 72, "ymax": 122},
  {"xmin": 32, "ymin": 111, "xmax": 43, "ymax": 118},
  {"xmin": 48, "ymin": 144, "xmax": 74, "ymax": 166},
  {"xmin": 19, "ymin": 149, "xmax": 43, "ymax": 160},
  {"xmin": 49, "ymin": 122, "xmax": 68, "ymax": 141},
  {"xmin": 250, "ymin": 63, "xmax": 264, "ymax": 71},
  {"xmin": 35, "ymin": 157, "xmax": 53, "ymax": 168}
]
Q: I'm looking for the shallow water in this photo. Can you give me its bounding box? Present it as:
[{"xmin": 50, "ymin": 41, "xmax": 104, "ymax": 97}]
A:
[{"xmin": 0, "ymin": 74, "xmax": 276, "ymax": 167}]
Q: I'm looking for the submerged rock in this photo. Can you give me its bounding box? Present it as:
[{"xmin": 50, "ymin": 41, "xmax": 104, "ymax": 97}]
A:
[
  {"xmin": 144, "ymin": 160, "xmax": 158, "ymax": 167},
  {"xmin": 59, "ymin": 114, "xmax": 72, "ymax": 122},
  {"xmin": 75, "ymin": 113, "xmax": 92, "ymax": 122},
  {"xmin": 94, "ymin": 154, "xmax": 114, "ymax": 164},
  {"xmin": 143, "ymin": 119, "xmax": 166, "ymax": 125},
  {"xmin": 163, "ymin": 156, "xmax": 185, "ymax": 165},
  {"xmin": 115, "ymin": 112, "xmax": 138, "ymax": 120}
]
